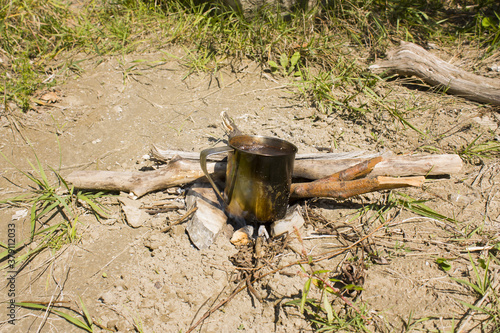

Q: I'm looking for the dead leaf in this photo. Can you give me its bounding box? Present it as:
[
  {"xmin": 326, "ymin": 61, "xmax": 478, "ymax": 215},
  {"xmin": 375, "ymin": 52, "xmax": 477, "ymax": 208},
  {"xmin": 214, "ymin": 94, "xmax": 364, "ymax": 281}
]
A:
[{"xmin": 40, "ymin": 91, "xmax": 61, "ymax": 103}]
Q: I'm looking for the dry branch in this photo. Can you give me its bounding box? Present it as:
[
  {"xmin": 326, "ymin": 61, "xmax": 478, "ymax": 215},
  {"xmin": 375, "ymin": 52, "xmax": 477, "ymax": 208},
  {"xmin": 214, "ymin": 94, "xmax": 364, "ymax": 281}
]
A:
[
  {"xmin": 291, "ymin": 176, "xmax": 425, "ymax": 199},
  {"xmin": 66, "ymin": 159, "xmax": 225, "ymax": 197},
  {"xmin": 152, "ymin": 146, "xmax": 462, "ymax": 178},
  {"xmin": 369, "ymin": 41, "xmax": 500, "ymax": 105},
  {"xmin": 313, "ymin": 156, "xmax": 383, "ymax": 182},
  {"xmin": 66, "ymin": 152, "xmax": 462, "ymax": 197}
]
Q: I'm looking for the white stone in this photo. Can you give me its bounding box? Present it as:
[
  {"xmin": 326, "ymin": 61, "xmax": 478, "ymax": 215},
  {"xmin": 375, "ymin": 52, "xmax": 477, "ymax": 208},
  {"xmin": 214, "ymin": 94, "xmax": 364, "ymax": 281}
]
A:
[
  {"xmin": 119, "ymin": 197, "xmax": 148, "ymax": 228},
  {"xmin": 271, "ymin": 204, "xmax": 305, "ymax": 237},
  {"xmin": 185, "ymin": 184, "xmax": 227, "ymax": 249}
]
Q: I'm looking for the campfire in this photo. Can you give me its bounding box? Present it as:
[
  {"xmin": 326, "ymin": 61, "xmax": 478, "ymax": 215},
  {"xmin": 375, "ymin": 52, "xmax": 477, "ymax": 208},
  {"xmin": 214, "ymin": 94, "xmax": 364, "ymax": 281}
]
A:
[
  {"xmin": 63, "ymin": 111, "xmax": 465, "ymax": 332},
  {"xmin": 66, "ymin": 111, "xmax": 462, "ymax": 250}
]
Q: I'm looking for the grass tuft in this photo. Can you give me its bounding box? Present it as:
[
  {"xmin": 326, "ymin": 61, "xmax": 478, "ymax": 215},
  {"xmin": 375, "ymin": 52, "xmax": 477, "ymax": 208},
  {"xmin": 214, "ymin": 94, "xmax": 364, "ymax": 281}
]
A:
[
  {"xmin": 16, "ymin": 300, "xmax": 95, "ymax": 332},
  {"xmin": 0, "ymin": 151, "xmax": 109, "ymax": 270},
  {"xmin": 453, "ymin": 253, "xmax": 500, "ymax": 331},
  {"xmin": 2, "ymin": 0, "xmax": 499, "ymax": 113},
  {"xmin": 458, "ymin": 133, "xmax": 500, "ymax": 164}
]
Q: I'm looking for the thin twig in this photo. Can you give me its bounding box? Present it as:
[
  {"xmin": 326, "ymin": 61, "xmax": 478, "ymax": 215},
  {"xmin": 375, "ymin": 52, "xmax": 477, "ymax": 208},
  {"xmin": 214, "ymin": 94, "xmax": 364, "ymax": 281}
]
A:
[
  {"xmin": 36, "ymin": 259, "xmax": 71, "ymax": 333},
  {"xmin": 161, "ymin": 206, "xmax": 197, "ymax": 232},
  {"xmin": 7, "ymin": 114, "xmax": 29, "ymax": 144},
  {"xmin": 463, "ymin": 245, "xmax": 495, "ymax": 252},
  {"xmin": 246, "ymin": 275, "xmax": 263, "ymax": 303},
  {"xmin": 172, "ymin": 75, "xmax": 246, "ymax": 105},
  {"xmin": 186, "ymin": 217, "xmax": 392, "ymax": 333},
  {"xmin": 186, "ymin": 280, "xmax": 246, "ymax": 333}
]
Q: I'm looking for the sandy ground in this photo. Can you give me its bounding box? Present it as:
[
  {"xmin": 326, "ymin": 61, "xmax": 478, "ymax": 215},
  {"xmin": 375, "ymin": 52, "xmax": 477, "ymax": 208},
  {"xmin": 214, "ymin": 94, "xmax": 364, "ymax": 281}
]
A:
[{"xmin": 0, "ymin": 44, "xmax": 499, "ymax": 332}]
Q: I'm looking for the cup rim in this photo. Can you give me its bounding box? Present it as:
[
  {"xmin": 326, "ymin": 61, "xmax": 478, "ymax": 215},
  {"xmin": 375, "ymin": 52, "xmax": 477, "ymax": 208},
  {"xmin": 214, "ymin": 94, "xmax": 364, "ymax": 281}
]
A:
[{"xmin": 228, "ymin": 134, "xmax": 298, "ymax": 156}]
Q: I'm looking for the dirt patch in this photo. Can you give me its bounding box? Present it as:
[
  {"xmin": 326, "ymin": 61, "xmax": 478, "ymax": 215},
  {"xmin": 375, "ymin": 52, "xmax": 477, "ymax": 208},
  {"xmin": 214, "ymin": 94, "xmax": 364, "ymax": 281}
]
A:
[{"xmin": 0, "ymin": 46, "xmax": 499, "ymax": 332}]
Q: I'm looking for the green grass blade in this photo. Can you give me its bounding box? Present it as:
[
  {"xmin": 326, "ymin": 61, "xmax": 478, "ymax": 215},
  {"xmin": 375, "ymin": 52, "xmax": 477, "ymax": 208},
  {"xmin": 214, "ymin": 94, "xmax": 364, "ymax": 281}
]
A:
[
  {"xmin": 53, "ymin": 193, "xmax": 74, "ymax": 219},
  {"xmin": 49, "ymin": 165, "xmax": 71, "ymax": 191},
  {"xmin": 396, "ymin": 193, "xmax": 456, "ymax": 223},
  {"xmin": 34, "ymin": 154, "xmax": 50, "ymax": 189},
  {"xmin": 26, "ymin": 159, "xmax": 48, "ymax": 189},
  {"xmin": 0, "ymin": 194, "xmax": 31, "ymax": 204},
  {"xmin": 456, "ymin": 299, "xmax": 491, "ymax": 314},
  {"xmin": 0, "ymin": 244, "xmax": 45, "ymax": 270},
  {"xmin": 0, "ymin": 240, "xmax": 26, "ymax": 261},
  {"xmin": 451, "ymin": 277, "xmax": 485, "ymax": 296},
  {"xmin": 313, "ymin": 269, "xmax": 331, "ymax": 275},
  {"xmin": 36, "ymin": 200, "xmax": 61, "ymax": 221},
  {"xmin": 30, "ymin": 202, "xmax": 38, "ymax": 239},
  {"xmin": 285, "ymin": 298, "xmax": 317, "ymax": 307},
  {"xmin": 0, "ymin": 151, "xmax": 43, "ymax": 188},
  {"xmin": 77, "ymin": 193, "xmax": 109, "ymax": 217},
  {"xmin": 79, "ymin": 296, "xmax": 93, "ymax": 327},
  {"xmin": 300, "ymin": 277, "xmax": 312, "ymax": 313},
  {"xmin": 16, "ymin": 302, "xmax": 93, "ymax": 332},
  {"xmin": 33, "ymin": 223, "xmax": 63, "ymax": 237},
  {"xmin": 0, "ymin": 223, "xmax": 63, "ymax": 269},
  {"xmin": 323, "ymin": 295, "xmax": 334, "ymax": 325}
]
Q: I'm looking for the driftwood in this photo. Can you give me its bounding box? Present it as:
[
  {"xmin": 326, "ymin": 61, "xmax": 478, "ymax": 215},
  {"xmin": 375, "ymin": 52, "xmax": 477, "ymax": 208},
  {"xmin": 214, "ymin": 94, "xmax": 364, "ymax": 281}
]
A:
[
  {"xmin": 311, "ymin": 156, "xmax": 383, "ymax": 183},
  {"xmin": 369, "ymin": 41, "xmax": 500, "ymax": 106},
  {"xmin": 291, "ymin": 156, "xmax": 425, "ymax": 198},
  {"xmin": 65, "ymin": 113, "xmax": 460, "ymax": 199},
  {"xmin": 151, "ymin": 146, "xmax": 462, "ymax": 179},
  {"xmin": 291, "ymin": 176, "xmax": 425, "ymax": 199},
  {"xmin": 66, "ymin": 159, "xmax": 224, "ymax": 198},
  {"xmin": 66, "ymin": 151, "xmax": 462, "ymax": 197}
]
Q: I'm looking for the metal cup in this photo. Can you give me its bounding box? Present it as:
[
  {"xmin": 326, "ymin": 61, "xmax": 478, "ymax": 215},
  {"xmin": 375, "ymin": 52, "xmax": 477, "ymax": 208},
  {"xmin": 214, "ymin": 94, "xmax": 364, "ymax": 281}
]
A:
[{"xmin": 200, "ymin": 135, "xmax": 297, "ymax": 224}]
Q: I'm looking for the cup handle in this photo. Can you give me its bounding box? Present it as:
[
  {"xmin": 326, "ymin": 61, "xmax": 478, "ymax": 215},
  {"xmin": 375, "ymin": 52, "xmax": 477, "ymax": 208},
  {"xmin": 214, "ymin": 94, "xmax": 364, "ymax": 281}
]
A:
[{"xmin": 200, "ymin": 146, "xmax": 233, "ymax": 204}]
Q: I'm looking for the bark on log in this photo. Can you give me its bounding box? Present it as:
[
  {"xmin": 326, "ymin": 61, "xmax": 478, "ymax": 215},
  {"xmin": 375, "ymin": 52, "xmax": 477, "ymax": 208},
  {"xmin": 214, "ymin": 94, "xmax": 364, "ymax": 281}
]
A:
[
  {"xmin": 66, "ymin": 152, "xmax": 462, "ymax": 197},
  {"xmin": 291, "ymin": 176, "xmax": 425, "ymax": 199},
  {"xmin": 150, "ymin": 145, "xmax": 386, "ymax": 162},
  {"xmin": 66, "ymin": 159, "xmax": 225, "ymax": 197},
  {"xmin": 311, "ymin": 156, "xmax": 383, "ymax": 183},
  {"xmin": 369, "ymin": 41, "xmax": 500, "ymax": 106}
]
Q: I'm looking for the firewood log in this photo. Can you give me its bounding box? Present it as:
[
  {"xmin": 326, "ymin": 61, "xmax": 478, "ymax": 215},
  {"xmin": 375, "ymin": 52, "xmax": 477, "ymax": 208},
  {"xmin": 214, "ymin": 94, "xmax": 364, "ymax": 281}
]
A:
[
  {"xmin": 369, "ymin": 41, "xmax": 500, "ymax": 105},
  {"xmin": 65, "ymin": 152, "xmax": 462, "ymax": 197}
]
